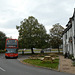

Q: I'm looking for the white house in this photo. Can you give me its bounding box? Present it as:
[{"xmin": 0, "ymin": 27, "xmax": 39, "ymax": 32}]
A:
[{"xmin": 63, "ymin": 8, "xmax": 75, "ymax": 58}]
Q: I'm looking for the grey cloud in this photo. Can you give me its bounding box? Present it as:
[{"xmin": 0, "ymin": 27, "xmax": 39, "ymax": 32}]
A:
[
  {"xmin": 0, "ymin": 0, "xmax": 75, "ymax": 38},
  {"xmin": 29, "ymin": 0, "xmax": 75, "ymax": 27},
  {"xmin": 0, "ymin": 18, "xmax": 22, "ymax": 29}
]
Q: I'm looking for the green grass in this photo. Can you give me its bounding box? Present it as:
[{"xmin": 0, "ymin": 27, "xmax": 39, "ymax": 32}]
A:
[
  {"xmin": 18, "ymin": 49, "xmax": 63, "ymax": 52},
  {"xmin": 23, "ymin": 59, "xmax": 59, "ymax": 69},
  {"xmin": 19, "ymin": 52, "xmax": 63, "ymax": 56},
  {"xmin": 51, "ymin": 49, "xmax": 63, "ymax": 51},
  {"xmin": 18, "ymin": 49, "xmax": 41, "ymax": 52}
]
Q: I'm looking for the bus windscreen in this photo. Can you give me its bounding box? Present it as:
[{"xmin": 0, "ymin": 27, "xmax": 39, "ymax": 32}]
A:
[
  {"xmin": 6, "ymin": 40, "xmax": 17, "ymax": 47},
  {"xmin": 6, "ymin": 48, "xmax": 18, "ymax": 53}
]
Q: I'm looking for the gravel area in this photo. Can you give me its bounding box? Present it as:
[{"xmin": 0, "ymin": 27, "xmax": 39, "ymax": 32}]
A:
[{"xmin": 59, "ymin": 55, "xmax": 75, "ymax": 74}]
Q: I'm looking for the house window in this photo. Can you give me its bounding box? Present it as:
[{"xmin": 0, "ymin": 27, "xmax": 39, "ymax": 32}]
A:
[{"xmin": 66, "ymin": 34, "xmax": 67, "ymax": 39}]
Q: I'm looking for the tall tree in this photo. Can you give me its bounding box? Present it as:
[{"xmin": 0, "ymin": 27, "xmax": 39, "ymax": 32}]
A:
[
  {"xmin": 50, "ymin": 23, "xmax": 64, "ymax": 53},
  {"xmin": 16, "ymin": 16, "xmax": 48, "ymax": 54},
  {"xmin": 0, "ymin": 31, "xmax": 7, "ymax": 50}
]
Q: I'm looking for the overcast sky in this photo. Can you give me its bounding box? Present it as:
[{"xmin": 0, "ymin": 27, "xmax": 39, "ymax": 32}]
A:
[{"xmin": 0, "ymin": 0, "xmax": 75, "ymax": 39}]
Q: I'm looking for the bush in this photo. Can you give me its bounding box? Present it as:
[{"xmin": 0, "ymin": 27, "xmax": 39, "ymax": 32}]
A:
[
  {"xmin": 0, "ymin": 50, "xmax": 6, "ymax": 53},
  {"xmin": 68, "ymin": 54, "xmax": 73, "ymax": 59},
  {"xmin": 73, "ymin": 61, "xmax": 75, "ymax": 66}
]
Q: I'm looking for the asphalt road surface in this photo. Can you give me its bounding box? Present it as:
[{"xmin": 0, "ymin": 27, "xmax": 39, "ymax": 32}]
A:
[{"xmin": 0, "ymin": 53, "xmax": 74, "ymax": 75}]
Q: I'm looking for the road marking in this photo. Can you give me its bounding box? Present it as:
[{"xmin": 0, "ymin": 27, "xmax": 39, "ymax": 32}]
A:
[{"xmin": 0, "ymin": 67, "xmax": 6, "ymax": 72}]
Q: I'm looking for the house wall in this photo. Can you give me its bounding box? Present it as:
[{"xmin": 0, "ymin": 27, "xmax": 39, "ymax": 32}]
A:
[
  {"xmin": 63, "ymin": 33, "xmax": 66, "ymax": 54},
  {"xmin": 63, "ymin": 8, "xmax": 75, "ymax": 58},
  {"xmin": 63, "ymin": 28, "xmax": 73, "ymax": 56},
  {"xmin": 72, "ymin": 20, "xmax": 75, "ymax": 57},
  {"xmin": 73, "ymin": 10, "xmax": 75, "ymax": 58},
  {"xmin": 68, "ymin": 28, "xmax": 72, "ymax": 54}
]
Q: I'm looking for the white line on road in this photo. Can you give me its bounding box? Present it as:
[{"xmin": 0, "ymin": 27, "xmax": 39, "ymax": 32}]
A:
[{"xmin": 0, "ymin": 67, "xmax": 6, "ymax": 72}]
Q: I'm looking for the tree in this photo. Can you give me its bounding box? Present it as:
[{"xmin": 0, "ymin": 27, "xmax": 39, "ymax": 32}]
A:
[
  {"xmin": 49, "ymin": 23, "xmax": 64, "ymax": 53},
  {"xmin": 16, "ymin": 16, "xmax": 48, "ymax": 54},
  {"xmin": 0, "ymin": 31, "xmax": 7, "ymax": 50}
]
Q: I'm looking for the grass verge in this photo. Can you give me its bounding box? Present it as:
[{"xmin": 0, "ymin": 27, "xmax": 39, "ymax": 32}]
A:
[
  {"xmin": 23, "ymin": 59, "xmax": 59, "ymax": 70},
  {"xmin": 18, "ymin": 49, "xmax": 41, "ymax": 52}
]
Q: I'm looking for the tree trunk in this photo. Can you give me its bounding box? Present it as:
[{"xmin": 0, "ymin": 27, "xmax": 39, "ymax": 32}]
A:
[
  {"xmin": 31, "ymin": 47, "xmax": 34, "ymax": 54},
  {"xmin": 58, "ymin": 46, "xmax": 60, "ymax": 53}
]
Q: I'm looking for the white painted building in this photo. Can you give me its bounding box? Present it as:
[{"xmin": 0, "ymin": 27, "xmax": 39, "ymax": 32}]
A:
[{"xmin": 63, "ymin": 8, "xmax": 75, "ymax": 58}]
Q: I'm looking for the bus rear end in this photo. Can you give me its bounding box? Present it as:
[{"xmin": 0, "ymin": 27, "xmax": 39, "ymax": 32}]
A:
[{"xmin": 5, "ymin": 39, "xmax": 18, "ymax": 58}]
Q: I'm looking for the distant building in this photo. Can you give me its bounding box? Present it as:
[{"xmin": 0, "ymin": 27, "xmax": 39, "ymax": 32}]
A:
[{"xmin": 63, "ymin": 8, "xmax": 75, "ymax": 58}]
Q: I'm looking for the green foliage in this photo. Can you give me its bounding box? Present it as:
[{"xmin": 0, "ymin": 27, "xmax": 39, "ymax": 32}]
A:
[
  {"xmin": 0, "ymin": 50, "xmax": 6, "ymax": 53},
  {"xmin": 73, "ymin": 62, "xmax": 75, "ymax": 66},
  {"xmin": 49, "ymin": 23, "xmax": 64, "ymax": 51},
  {"xmin": 68, "ymin": 54, "xmax": 74, "ymax": 59},
  {"xmin": 0, "ymin": 31, "xmax": 7, "ymax": 50},
  {"xmin": 16, "ymin": 16, "xmax": 50, "ymax": 50}
]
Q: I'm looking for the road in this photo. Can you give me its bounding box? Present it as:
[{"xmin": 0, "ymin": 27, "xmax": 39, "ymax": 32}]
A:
[{"xmin": 0, "ymin": 53, "xmax": 74, "ymax": 75}]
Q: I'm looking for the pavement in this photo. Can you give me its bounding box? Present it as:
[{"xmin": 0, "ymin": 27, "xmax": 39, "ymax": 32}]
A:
[
  {"xmin": 59, "ymin": 55, "xmax": 75, "ymax": 74},
  {"xmin": 18, "ymin": 54, "xmax": 31, "ymax": 61}
]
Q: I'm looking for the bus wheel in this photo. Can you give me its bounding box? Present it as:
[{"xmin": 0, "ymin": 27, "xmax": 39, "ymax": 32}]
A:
[
  {"xmin": 5, "ymin": 56, "xmax": 8, "ymax": 59},
  {"xmin": 15, "ymin": 56, "xmax": 18, "ymax": 59}
]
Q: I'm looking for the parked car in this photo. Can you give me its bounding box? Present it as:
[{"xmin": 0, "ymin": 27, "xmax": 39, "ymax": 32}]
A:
[{"xmin": 40, "ymin": 48, "xmax": 52, "ymax": 53}]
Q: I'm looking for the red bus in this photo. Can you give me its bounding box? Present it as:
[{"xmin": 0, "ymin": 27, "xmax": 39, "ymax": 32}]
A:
[{"xmin": 5, "ymin": 39, "xmax": 18, "ymax": 58}]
